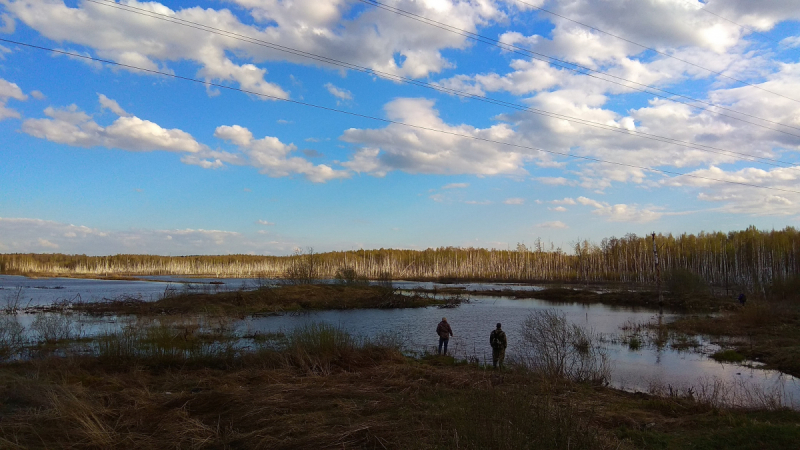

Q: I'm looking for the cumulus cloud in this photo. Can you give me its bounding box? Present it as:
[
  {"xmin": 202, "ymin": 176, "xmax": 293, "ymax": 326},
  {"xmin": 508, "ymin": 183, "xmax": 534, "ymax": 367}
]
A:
[
  {"xmin": 503, "ymin": 197, "xmax": 525, "ymax": 205},
  {"xmin": 22, "ymin": 101, "xmax": 206, "ymax": 153},
  {"xmin": 0, "ymin": 77, "xmax": 27, "ymax": 120},
  {"xmin": 0, "ymin": 217, "xmax": 297, "ymax": 255},
  {"xmin": 213, "ymin": 125, "xmax": 349, "ymax": 182},
  {"xmin": 549, "ymin": 206, "xmax": 567, "ymax": 212},
  {"xmin": 341, "ymin": 98, "xmax": 530, "ymax": 176},
  {"xmin": 3, "ymin": 0, "xmax": 508, "ymax": 100},
  {"xmin": 257, "ymin": 219, "xmax": 275, "ymax": 225},
  {"xmin": 577, "ymin": 196, "xmax": 662, "ymax": 223},
  {"xmin": 551, "ymin": 198, "xmax": 577, "ymax": 205},
  {"xmin": 663, "ymin": 165, "xmax": 800, "ymax": 216}
]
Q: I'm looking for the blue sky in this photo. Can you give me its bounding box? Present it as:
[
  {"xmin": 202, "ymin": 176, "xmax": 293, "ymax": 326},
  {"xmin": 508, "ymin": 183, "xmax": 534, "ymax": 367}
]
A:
[{"xmin": 0, "ymin": 0, "xmax": 799, "ymax": 255}]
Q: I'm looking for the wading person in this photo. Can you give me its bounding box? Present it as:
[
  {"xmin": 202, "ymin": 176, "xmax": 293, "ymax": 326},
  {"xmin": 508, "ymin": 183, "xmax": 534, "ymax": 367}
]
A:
[
  {"xmin": 436, "ymin": 317, "xmax": 453, "ymax": 355},
  {"xmin": 490, "ymin": 323, "xmax": 507, "ymax": 369}
]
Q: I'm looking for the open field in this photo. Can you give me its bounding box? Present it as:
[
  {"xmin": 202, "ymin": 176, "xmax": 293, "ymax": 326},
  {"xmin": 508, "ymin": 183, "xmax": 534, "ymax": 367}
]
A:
[{"xmin": 1, "ymin": 322, "xmax": 799, "ymax": 449}]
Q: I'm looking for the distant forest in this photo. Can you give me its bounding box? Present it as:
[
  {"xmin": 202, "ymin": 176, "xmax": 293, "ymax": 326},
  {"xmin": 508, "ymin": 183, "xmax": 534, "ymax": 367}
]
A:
[{"xmin": 2, "ymin": 226, "xmax": 800, "ymax": 292}]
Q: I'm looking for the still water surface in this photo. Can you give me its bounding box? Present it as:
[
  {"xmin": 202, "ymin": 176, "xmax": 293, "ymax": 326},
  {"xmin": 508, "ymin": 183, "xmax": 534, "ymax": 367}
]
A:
[{"xmin": 1, "ymin": 275, "xmax": 797, "ymax": 408}]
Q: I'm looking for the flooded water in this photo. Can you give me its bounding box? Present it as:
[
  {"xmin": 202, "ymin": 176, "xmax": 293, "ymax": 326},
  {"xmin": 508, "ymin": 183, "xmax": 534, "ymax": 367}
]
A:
[{"xmin": 1, "ymin": 274, "xmax": 798, "ymax": 408}]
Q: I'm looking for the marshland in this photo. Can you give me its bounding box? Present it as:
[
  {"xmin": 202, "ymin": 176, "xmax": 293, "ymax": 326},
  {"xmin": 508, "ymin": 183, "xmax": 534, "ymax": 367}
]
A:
[{"xmin": 2, "ymin": 227, "xmax": 800, "ymax": 449}]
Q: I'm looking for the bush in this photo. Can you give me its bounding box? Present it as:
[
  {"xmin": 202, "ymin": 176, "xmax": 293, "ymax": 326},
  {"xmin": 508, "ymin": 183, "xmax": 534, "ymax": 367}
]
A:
[
  {"xmin": 767, "ymin": 274, "xmax": 800, "ymax": 301},
  {"xmin": 518, "ymin": 309, "xmax": 609, "ymax": 383},
  {"xmin": 283, "ymin": 248, "xmax": 318, "ymax": 284},
  {"xmin": 334, "ymin": 267, "xmax": 368, "ymax": 285},
  {"xmin": 31, "ymin": 313, "xmax": 79, "ymax": 343},
  {"xmin": 666, "ymin": 268, "xmax": 708, "ymax": 296},
  {"xmin": 0, "ymin": 315, "xmax": 25, "ymax": 358}
]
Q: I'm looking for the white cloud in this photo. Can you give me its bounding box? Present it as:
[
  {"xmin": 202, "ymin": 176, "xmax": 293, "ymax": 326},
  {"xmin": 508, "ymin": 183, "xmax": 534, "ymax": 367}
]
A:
[
  {"xmin": 0, "ymin": 13, "xmax": 14, "ymax": 34},
  {"xmin": 98, "ymin": 93, "xmax": 130, "ymax": 117},
  {"xmin": 537, "ymin": 221, "xmax": 568, "ymax": 229},
  {"xmin": 663, "ymin": 165, "xmax": 800, "ymax": 216},
  {"xmin": 781, "ymin": 36, "xmax": 800, "ymax": 49},
  {"xmin": 30, "ymin": 90, "xmax": 46, "ymax": 100},
  {"xmin": 22, "ymin": 103, "xmax": 205, "ymax": 153},
  {"xmin": 503, "ymin": 197, "xmax": 525, "ymax": 205},
  {"xmin": 0, "ymin": 77, "xmax": 27, "ymax": 120},
  {"xmin": 442, "ymin": 182, "xmax": 469, "ymax": 189},
  {"xmin": 214, "ymin": 125, "xmax": 349, "ymax": 183},
  {"xmin": 536, "ymin": 177, "xmax": 572, "ymax": 186},
  {"xmin": 324, "ymin": 82, "xmax": 353, "ymax": 102},
  {"xmin": 37, "ymin": 238, "xmax": 59, "ymax": 249},
  {"xmin": 4, "ymin": 0, "xmax": 508, "ymax": 101},
  {"xmin": 577, "ymin": 196, "xmax": 662, "ymax": 223},
  {"xmin": 341, "ymin": 98, "xmax": 529, "ymax": 176},
  {"xmin": 549, "ymin": 206, "xmax": 567, "ymax": 212},
  {"xmin": 257, "ymin": 219, "xmax": 275, "ymax": 225},
  {"xmin": 551, "ymin": 198, "xmax": 576, "ymax": 205},
  {"xmin": 0, "ymin": 217, "xmax": 298, "ymax": 255},
  {"xmin": 577, "ymin": 196, "xmax": 605, "ymax": 208}
]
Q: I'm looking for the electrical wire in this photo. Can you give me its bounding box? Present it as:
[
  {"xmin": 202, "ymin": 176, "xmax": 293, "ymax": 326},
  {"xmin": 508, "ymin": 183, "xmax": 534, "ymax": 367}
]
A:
[
  {"xmin": 511, "ymin": 0, "xmax": 797, "ymax": 92},
  {"xmin": 3, "ymin": 36, "xmax": 800, "ymax": 195},
  {"xmin": 355, "ymin": 0, "xmax": 800, "ymax": 136},
  {"xmin": 74, "ymin": 0, "xmax": 800, "ymax": 170}
]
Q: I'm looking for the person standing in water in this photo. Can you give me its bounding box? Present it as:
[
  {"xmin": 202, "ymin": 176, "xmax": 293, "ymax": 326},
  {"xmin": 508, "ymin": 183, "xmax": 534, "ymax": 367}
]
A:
[
  {"xmin": 490, "ymin": 323, "xmax": 507, "ymax": 369},
  {"xmin": 436, "ymin": 317, "xmax": 453, "ymax": 355}
]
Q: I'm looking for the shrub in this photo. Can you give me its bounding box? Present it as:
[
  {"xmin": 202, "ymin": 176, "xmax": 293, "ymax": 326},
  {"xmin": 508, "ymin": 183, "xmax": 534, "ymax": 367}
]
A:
[
  {"xmin": 665, "ymin": 268, "xmax": 708, "ymax": 296},
  {"xmin": 334, "ymin": 267, "xmax": 367, "ymax": 285},
  {"xmin": 31, "ymin": 313, "xmax": 79, "ymax": 343},
  {"xmin": 0, "ymin": 315, "xmax": 25, "ymax": 358},
  {"xmin": 518, "ymin": 309, "xmax": 609, "ymax": 383}
]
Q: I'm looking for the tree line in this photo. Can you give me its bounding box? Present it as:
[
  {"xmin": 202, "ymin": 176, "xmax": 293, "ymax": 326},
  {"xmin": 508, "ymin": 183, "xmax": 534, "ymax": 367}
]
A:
[{"xmin": 2, "ymin": 226, "xmax": 799, "ymax": 292}]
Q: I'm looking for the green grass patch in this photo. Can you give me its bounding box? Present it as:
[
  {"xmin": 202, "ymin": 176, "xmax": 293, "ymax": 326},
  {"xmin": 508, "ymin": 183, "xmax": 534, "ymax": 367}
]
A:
[{"xmin": 711, "ymin": 349, "xmax": 746, "ymax": 363}]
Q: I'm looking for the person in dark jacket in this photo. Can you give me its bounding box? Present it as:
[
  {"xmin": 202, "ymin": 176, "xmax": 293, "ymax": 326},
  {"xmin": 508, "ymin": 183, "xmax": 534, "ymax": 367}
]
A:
[
  {"xmin": 436, "ymin": 317, "xmax": 454, "ymax": 355},
  {"xmin": 490, "ymin": 323, "xmax": 507, "ymax": 369}
]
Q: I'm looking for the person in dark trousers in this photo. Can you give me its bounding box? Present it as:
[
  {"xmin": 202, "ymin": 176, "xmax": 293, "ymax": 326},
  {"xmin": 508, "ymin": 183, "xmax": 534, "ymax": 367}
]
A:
[
  {"xmin": 490, "ymin": 323, "xmax": 507, "ymax": 369},
  {"xmin": 436, "ymin": 317, "xmax": 453, "ymax": 355},
  {"xmin": 738, "ymin": 292, "xmax": 747, "ymax": 306}
]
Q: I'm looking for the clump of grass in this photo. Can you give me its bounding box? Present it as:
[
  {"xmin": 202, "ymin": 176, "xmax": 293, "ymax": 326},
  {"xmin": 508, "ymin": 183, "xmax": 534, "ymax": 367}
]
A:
[
  {"xmin": 627, "ymin": 335, "xmax": 642, "ymax": 351},
  {"xmin": 95, "ymin": 319, "xmax": 239, "ymax": 368},
  {"xmin": 712, "ymin": 349, "xmax": 746, "ymax": 363}
]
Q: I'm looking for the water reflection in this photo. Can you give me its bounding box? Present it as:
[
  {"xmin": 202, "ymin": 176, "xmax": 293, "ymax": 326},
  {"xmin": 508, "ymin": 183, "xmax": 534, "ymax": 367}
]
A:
[{"xmin": 1, "ymin": 275, "xmax": 797, "ymax": 408}]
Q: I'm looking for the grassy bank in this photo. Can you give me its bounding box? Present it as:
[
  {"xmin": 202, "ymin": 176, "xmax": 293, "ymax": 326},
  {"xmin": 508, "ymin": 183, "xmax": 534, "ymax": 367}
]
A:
[
  {"xmin": 665, "ymin": 300, "xmax": 800, "ymax": 377},
  {"xmin": 69, "ymin": 284, "xmax": 460, "ymax": 316},
  {"xmin": 1, "ymin": 323, "xmax": 798, "ymax": 449}
]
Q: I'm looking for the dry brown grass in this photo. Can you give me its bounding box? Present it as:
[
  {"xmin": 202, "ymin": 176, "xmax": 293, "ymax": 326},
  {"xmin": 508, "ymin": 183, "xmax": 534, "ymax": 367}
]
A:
[
  {"xmin": 1, "ymin": 348, "xmax": 799, "ymax": 449},
  {"xmin": 668, "ymin": 300, "xmax": 800, "ymax": 377},
  {"xmin": 71, "ymin": 284, "xmax": 448, "ymax": 317}
]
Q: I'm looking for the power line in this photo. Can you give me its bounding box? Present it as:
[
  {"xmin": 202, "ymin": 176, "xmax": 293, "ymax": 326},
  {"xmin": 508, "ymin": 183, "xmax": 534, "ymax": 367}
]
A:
[
  {"xmin": 73, "ymin": 0, "xmax": 800, "ymax": 170},
  {"xmin": 511, "ymin": 0, "xmax": 797, "ymax": 93},
  {"xmin": 355, "ymin": 0, "xmax": 800, "ymax": 137},
  {"xmin": 3, "ymin": 37, "xmax": 800, "ymax": 195}
]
